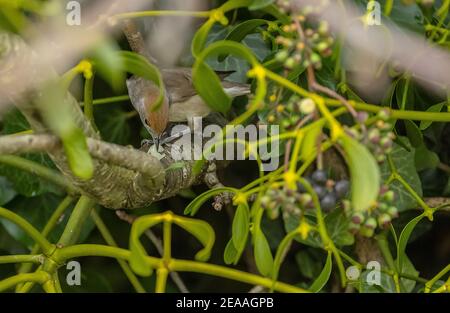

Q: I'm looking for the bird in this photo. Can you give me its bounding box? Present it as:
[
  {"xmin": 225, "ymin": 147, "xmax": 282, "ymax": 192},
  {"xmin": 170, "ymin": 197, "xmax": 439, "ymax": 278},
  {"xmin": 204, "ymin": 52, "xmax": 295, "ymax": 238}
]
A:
[{"xmin": 126, "ymin": 68, "xmax": 251, "ymax": 150}]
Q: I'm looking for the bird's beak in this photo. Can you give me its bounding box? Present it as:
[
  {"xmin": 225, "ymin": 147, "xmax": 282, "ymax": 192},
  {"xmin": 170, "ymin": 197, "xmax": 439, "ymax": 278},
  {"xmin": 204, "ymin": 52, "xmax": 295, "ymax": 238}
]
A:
[{"xmin": 154, "ymin": 136, "xmax": 160, "ymax": 152}]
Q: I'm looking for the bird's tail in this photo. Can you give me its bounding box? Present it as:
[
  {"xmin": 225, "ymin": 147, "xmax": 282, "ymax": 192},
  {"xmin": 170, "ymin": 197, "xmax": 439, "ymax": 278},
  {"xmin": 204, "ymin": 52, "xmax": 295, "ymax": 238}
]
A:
[{"xmin": 222, "ymin": 81, "xmax": 251, "ymax": 97}]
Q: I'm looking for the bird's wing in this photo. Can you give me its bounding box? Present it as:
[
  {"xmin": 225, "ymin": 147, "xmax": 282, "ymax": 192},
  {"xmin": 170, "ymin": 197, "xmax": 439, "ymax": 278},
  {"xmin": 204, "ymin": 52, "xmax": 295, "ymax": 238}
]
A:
[
  {"xmin": 161, "ymin": 68, "xmax": 197, "ymax": 103},
  {"xmin": 162, "ymin": 68, "xmax": 240, "ymax": 104}
]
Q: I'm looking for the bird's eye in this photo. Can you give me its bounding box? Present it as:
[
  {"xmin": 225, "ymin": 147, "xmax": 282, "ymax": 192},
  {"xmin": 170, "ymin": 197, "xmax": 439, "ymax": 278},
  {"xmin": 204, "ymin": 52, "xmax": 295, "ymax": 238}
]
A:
[{"xmin": 144, "ymin": 118, "xmax": 149, "ymax": 125}]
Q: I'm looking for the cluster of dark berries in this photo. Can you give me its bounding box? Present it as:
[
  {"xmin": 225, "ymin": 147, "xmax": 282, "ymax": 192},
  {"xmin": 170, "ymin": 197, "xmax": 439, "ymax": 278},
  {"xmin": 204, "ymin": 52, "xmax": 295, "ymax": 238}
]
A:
[
  {"xmin": 346, "ymin": 110, "xmax": 395, "ymax": 163},
  {"xmin": 346, "ymin": 185, "xmax": 399, "ymax": 237},
  {"xmin": 274, "ymin": 2, "xmax": 334, "ymax": 70},
  {"xmin": 261, "ymin": 169, "xmax": 350, "ymax": 220},
  {"xmin": 298, "ymin": 169, "xmax": 350, "ymax": 212}
]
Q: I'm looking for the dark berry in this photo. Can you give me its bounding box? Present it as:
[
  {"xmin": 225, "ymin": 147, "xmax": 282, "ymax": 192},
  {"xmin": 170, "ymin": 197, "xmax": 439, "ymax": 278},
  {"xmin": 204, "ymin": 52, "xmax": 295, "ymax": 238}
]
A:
[
  {"xmin": 320, "ymin": 193, "xmax": 337, "ymax": 211},
  {"xmin": 334, "ymin": 180, "xmax": 349, "ymax": 199},
  {"xmin": 312, "ymin": 170, "xmax": 327, "ymax": 185},
  {"xmin": 313, "ymin": 185, "xmax": 327, "ymax": 199}
]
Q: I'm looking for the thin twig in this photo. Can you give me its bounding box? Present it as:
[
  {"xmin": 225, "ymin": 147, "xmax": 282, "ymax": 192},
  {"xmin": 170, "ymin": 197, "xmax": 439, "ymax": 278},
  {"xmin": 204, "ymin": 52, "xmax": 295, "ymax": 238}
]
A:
[{"xmin": 292, "ymin": 16, "xmax": 358, "ymax": 120}]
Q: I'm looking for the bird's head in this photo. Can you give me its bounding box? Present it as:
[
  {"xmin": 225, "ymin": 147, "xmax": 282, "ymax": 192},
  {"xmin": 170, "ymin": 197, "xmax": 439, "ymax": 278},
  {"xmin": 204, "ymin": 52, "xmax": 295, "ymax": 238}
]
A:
[{"xmin": 143, "ymin": 86, "xmax": 170, "ymax": 149}]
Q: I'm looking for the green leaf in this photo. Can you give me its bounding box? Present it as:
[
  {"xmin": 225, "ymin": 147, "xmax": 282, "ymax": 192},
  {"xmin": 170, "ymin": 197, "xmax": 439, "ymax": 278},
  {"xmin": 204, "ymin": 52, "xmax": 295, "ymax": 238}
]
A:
[
  {"xmin": 193, "ymin": 40, "xmax": 259, "ymax": 114},
  {"xmin": 37, "ymin": 81, "xmax": 94, "ymax": 180},
  {"xmin": 231, "ymin": 203, "xmax": 250, "ymax": 259},
  {"xmin": 382, "ymin": 77, "xmax": 401, "ymax": 107},
  {"xmin": 173, "ymin": 215, "xmax": 215, "ymax": 262},
  {"xmin": 253, "ymin": 228, "xmax": 274, "ymax": 276},
  {"xmin": 129, "ymin": 214, "xmax": 165, "ymax": 276},
  {"xmin": 0, "ymin": 153, "xmax": 62, "ymax": 197},
  {"xmin": 224, "ymin": 238, "xmax": 239, "ymax": 265},
  {"xmin": 62, "ymin": 127, "xmax": 94, "ymax": 180},
  {"xmin": 95, "ymin": 108, "xmax": 132, "ymax": 145},
  {"xmin": 116, "ymin": 51, "xmax": 165, "ymax": 112},
  {"xmin": 380, "ymin": 140, "xmax": 423, "ymax": 211},
  {"xmin": 414, "ymin": 145, "xmax": 439, "ymax": 171},
  {"xmin": 419, "ymin": 102, "xmax": 445, "ymax": 130},
  {"xmin": 219, "ymin": 19, "xmax": 270, "ymax": 62},
  {"xmin": 300, "ymin": 123, "xmax": 323, "ymax": 161},
  {"xmin": 0, "ymin": 177, "xmax": 16, "ymax": 206},
  {"xmin": 184, "ymin": 187, "xmax": 238, "ymax": 216},
  {"xmin": 271, "ymin": 229, "xmax": 297, "ymax": 285},
  {"xmin": 89, "ymin": 39, "xmax": 124, "ymax": 92},
  {"xmin": 359, "ymin": 270, "xmax": 396, "ymax": 293},
  {"xmin": 340, "ymin": 135, "xmax": 380, "ymax": 212},
  {"xmin": 0, "ymin": 194, "xmax": 90, "ymax": 249},
  {"xmin": 395, "ymin": 78, "xmax": 414, "ymax": 110},
  {"xmin": 192, "ymin": 18, "xmax": 216, "ymax": 57},
  {"xmin": 396, "ymin": 213, "xmax": 424, "ymax": 274},
  {"xmin": 284, "ymin": 209, "xmax": 354, "ymax": 248},
  {"xmin": 295, "ymin": 250, "xmax": 322, "ymax": 280},
  {"xmin": 389, "ymin": 2, "xmax": 425, "ymax": 34},
  {"xmin": 0, "ymin": 108, "xmax": 64, "ymax": 195},
  {"xmin": 0, "ymin": 108, "xmax": 30, "ymax": 134},
  {"xmin": 225, "ymin": 19, "xmax": 270, "ymax": 43},
  {"xmin": 396, "ymin": 255, "xmax": 419, "ymax": 292},
  {"xmin": 404, "ymin": 120, "xmax": 423, "ymax": 147},
  {"xmin": 220, "ymin": 0, "xmax": 253, "ymax": 12},
  {"xmin": 323, "ymin": 209, "xmax": 355, "ymax": 246},
  {"xmin": 249, "ymin": 0, "xmax": 275, "ymax": 10},
  {"xmin": 193, "ymin": 61, "xmax": 231, "ymax": 113},
  {"xmin": 309, "ymin": 252, "xmax": 332, "ymax": 292}
]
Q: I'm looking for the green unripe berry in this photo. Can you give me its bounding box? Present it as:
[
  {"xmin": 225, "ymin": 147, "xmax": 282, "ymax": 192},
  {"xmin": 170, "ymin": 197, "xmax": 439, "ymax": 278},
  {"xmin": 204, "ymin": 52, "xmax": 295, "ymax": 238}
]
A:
[
  {"xmin": 382, "ymin": 190, "xmax": 395, "ymax": 203},
  {"xmin": 351, "ymin": 212, "xmax": 365, "ymax": 224},
  {"xmin": 378, "ymin": 213, "xmax": 392, "ymax": 228},
  {"xmin": 298, "ymin": 98, "xmax": 316, "ymax": 114},
  {"xmin": 368, "ymin": 128, "xmax": 381, "ymax": 144},
  {"xmin": 360, "ymin": 226, "xmax": 375, "ymax": 237},
  {"xmin": 284, "ymin": 57, "xmax": 296, "ymax": 69},
  {"xmin": 275, "ymin": 50, "xmax": 289, "ymax": 62},
  {"xmin": 387, "ymin": 206, "xmax": 399, "ymax": 218},
  {"xmin": 364, "ymin": 217, "xmax": 377, "ymax": 229}
]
